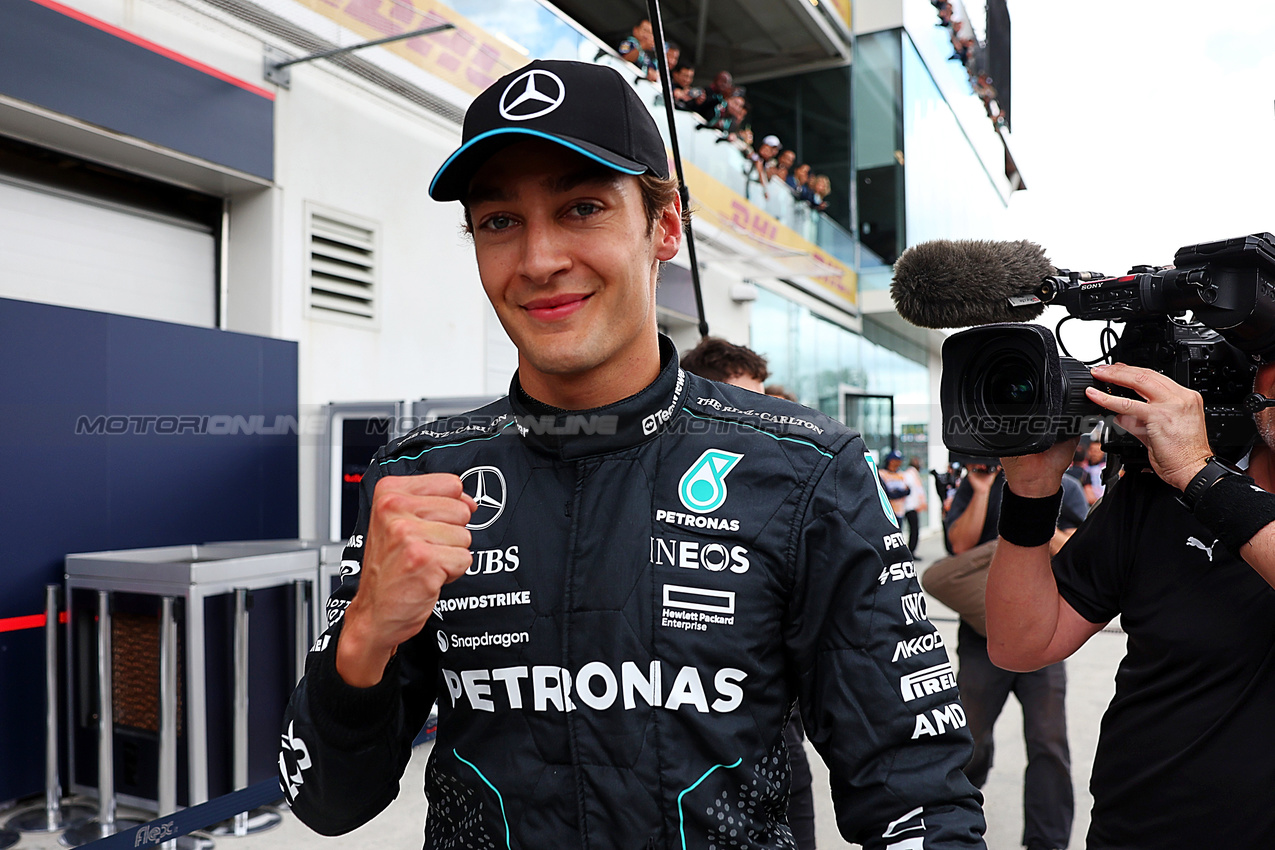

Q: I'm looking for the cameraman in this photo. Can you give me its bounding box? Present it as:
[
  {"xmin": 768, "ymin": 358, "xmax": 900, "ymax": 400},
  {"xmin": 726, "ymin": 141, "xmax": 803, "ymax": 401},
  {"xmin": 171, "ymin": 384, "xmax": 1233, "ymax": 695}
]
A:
[
  {"xmin": 945, "ymin": 461, "xmax": 1085, "ymax": 850},
  {"xmin": 985, "ymin": 361, "xmax": 1275, "ymax": 849}
]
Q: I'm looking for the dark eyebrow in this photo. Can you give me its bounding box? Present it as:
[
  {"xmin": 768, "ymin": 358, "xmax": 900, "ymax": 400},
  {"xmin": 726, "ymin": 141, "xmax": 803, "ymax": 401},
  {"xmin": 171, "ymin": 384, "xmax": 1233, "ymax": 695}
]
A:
[
  {"xmin": 464, "ymin": 182, "xmax": 507, "ymax": 208},
  {"xmin": 544, "ymin": 165, "xmax": 622, "ymax": 195}
]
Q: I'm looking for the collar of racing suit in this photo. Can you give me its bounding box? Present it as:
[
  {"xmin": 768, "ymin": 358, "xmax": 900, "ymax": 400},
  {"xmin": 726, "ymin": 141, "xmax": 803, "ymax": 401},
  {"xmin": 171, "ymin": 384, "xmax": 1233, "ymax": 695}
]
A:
[{"xmin": 509, "ymin": 333, "xmax": 687, "ymax": 459}]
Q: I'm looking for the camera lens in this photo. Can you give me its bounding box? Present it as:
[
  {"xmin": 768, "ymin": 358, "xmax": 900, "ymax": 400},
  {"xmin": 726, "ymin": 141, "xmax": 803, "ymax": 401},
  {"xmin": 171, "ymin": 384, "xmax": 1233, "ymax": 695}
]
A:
[{"xmin": 977, "ymin": 352, "xmax": 1041, "ymax": 416}]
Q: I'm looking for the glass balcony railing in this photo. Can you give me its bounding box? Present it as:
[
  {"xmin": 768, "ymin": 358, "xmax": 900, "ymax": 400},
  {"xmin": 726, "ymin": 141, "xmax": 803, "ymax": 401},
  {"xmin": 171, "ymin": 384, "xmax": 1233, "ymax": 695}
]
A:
[{"xmin": 443, "ymin": 0, "xmax": 866, "ymax": 275}]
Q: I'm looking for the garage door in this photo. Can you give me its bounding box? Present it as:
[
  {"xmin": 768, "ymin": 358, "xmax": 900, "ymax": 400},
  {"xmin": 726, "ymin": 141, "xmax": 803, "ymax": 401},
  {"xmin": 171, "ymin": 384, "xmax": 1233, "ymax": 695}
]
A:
[{"xmin": 0, "ymin": 173, "xmax": 216, "ymax": 327}]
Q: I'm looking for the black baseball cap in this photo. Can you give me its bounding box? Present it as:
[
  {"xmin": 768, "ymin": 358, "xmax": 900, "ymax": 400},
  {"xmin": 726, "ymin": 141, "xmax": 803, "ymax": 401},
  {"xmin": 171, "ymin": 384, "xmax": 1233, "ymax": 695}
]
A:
[{"xmin": 428, "ymin": 59, "xmax": 670, "ymax": 202}]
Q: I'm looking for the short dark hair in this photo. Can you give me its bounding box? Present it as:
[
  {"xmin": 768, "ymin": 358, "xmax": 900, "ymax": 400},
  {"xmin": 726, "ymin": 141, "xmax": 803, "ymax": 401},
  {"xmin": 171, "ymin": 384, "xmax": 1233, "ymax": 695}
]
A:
[{"xmin": 680, "ymin": 336, "xmax": 770, "ymax": 383}]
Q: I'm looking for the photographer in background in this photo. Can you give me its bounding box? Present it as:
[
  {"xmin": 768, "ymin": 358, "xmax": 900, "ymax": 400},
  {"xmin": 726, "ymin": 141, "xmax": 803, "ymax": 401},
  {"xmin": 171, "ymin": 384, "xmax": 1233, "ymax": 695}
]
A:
[
  {"xmin": 943, "ymin": 461, "xmax": 1085, "ymax": 850},
  {"xmin": 985, "ymin": 361, "xmax": 1275, "ymax": 848}
]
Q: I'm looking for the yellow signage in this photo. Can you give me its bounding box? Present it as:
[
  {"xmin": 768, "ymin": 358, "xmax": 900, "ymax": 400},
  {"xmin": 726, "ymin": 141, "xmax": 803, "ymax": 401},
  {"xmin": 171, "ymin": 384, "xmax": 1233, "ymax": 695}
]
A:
[
  {"xmin": 293, "ymin": 0, "xmax": 528, "ymax": 95},
  {"xmin": 680, "ymin": 159, "xmax": 857, "ymax": 307},
  {"xmin": 827, "ymin": 0, "xmax": 852, "ymax": 29}
]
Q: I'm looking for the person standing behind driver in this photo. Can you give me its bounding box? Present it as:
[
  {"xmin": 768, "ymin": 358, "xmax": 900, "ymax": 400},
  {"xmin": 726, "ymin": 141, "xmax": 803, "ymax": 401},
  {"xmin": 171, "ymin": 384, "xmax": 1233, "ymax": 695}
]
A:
[
  {"xmin": 902, "ymin": 456, "xmax": 928, "ymax": 556},
  {"xmin": 879, "ymin": 451, "xmax": 911, "ymax": 527}
]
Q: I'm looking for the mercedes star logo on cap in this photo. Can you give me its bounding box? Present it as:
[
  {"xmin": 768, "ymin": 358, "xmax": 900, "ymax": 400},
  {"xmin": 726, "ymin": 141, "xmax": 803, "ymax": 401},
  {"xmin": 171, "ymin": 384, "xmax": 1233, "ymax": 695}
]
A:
[
  {"xmin": 499, "ymin": 69, "xmax": 566, "ymax": 121},
  {"xmin": 461, "ymin": 465, "xmax": 507, "ymax": 530}
]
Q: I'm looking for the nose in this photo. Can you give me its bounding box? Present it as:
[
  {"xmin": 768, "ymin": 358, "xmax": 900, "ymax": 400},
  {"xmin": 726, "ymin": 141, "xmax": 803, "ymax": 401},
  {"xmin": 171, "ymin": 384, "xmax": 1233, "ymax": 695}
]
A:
[{"xmin": 518, "ymin": 218, "xmax": 571, "ymax": 284}]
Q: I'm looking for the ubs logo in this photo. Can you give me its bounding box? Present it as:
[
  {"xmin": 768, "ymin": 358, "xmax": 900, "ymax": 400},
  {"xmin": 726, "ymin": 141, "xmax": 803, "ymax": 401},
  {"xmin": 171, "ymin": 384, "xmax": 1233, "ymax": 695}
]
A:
[
  {"xmin": 460, "ymin": 466, "xmax": 506, "ymax": 530},
  {"xmin": 499, "ymin": 69, "xmax": 566, "ymax": 121}
]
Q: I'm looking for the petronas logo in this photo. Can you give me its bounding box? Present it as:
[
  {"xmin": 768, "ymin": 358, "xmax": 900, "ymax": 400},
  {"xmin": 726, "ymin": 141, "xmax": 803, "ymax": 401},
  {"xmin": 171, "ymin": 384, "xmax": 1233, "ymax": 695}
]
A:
[
  {"xmin": 678, "ymin": 449, "xmax": 744, "ymax": 514},
  {"xmin": 863, "ymin": 451, "xmax": 901, "ymax": 528}
]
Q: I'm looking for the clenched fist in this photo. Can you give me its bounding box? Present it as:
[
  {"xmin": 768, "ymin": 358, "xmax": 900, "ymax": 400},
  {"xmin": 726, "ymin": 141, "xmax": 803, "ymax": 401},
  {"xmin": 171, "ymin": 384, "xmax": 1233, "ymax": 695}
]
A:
[{"xmin": 336, "ymin": 474, "xmax": 476, "ymax": 687}]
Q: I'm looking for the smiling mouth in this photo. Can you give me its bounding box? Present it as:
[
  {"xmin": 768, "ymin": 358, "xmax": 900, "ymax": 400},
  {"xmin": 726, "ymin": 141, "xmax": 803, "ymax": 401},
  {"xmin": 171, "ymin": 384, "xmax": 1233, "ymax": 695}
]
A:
[{"xmin": 522, "ymin": 293, "xmax": 592, "ymax": 321}]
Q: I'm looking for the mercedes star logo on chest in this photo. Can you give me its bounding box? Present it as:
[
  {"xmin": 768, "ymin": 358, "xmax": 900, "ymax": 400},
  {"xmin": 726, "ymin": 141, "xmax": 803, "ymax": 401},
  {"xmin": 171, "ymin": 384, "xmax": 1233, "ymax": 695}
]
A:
[
  {"xmin": 499, "ymin": 69, "xmax": 566, "ymax": 121},
  {"xmin": 461, "ymin": 465, "xmax": 507, "ymax": 530}
]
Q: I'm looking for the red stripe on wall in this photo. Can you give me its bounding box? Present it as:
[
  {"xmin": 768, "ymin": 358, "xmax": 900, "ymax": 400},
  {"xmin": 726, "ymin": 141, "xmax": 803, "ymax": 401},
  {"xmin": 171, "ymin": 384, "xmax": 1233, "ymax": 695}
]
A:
[
  {"xmin": 26, "ymin": 0, "xmax": 276, "ymax": 100},
  {"xmin": 0, "ymin": 611, "xmax": 69, "ymax": 633}
]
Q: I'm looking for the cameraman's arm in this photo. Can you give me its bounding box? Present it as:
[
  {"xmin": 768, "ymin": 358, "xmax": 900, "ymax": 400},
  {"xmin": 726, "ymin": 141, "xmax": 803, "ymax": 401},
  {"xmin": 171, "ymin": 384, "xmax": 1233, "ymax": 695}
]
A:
[
  {"xmin": 985, "ymin": 440, "xmax": 1106, "ymax": 672},
  {"xmin": 945, "ymin": 470, "xmax": 994, "ymax": 554},
  {"xmin": 1088, "ymin": 361, "xmax": 1275, "ymax": 589}
]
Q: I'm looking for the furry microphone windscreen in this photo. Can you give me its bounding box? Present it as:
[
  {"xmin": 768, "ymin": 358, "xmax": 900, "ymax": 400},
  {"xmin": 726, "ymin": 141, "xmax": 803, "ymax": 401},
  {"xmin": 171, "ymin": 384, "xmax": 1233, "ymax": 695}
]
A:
[{"xmin": 890, "ymin": 239, "xmax": 1053, "ymax": 329}]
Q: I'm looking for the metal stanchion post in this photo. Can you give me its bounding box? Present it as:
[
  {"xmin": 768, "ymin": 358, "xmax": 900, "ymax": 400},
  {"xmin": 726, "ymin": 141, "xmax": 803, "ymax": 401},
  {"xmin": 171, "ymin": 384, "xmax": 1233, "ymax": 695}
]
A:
[
  {"xmin": 62, "ymin": 591, "xmax": 144, "ymax": 847},
  {"xmin": 293, "ymin": 579, "xmax": 308, "ymax": 684},
  {"xmin": 6, "ymin": 586, "xmax": 95, "ymax": 834},
  {"xmin": 210, "ymin": 590, "xmax": 280, "ymax": 837},
  {"xmin": 157, "ymin": 598, "xmax": 213, "ymax": 850}
]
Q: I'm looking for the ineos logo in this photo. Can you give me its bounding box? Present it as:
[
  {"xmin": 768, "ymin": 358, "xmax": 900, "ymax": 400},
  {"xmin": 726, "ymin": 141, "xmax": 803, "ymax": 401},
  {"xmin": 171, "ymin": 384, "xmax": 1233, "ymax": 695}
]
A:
[
  {"xmin": 460, "ymin": 466, "xmax": 507, "ymax": 530},
  {"xmin": 499, "ymin": 69, "xmax": 566, "ymax": 121}
]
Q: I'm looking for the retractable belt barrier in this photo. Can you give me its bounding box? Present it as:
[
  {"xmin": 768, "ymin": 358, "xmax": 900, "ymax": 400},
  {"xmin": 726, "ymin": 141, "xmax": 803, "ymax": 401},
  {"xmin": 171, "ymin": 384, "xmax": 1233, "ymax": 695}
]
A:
[{"xmin": 80, "ymin": 780, "xmax": 281, "ymax": 850}]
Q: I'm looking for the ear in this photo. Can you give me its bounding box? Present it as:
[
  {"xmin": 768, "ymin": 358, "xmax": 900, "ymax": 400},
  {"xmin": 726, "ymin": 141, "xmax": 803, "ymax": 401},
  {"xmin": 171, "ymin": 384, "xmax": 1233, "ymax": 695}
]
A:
[
  {"xmin": 654, "ymin": 194, "xmax": 683, "ymax": 262},
  {"xmin": 1256, "ymin": 361, "xmax": 1275, "ymax": 396}
]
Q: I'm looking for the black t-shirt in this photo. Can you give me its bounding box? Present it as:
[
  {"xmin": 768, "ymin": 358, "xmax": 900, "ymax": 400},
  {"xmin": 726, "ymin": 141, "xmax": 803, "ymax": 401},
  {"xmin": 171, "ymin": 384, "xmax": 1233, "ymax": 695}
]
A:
[{"xmin": 1052, "ymin": 468, "xmax": 1275, "ymax": 849}]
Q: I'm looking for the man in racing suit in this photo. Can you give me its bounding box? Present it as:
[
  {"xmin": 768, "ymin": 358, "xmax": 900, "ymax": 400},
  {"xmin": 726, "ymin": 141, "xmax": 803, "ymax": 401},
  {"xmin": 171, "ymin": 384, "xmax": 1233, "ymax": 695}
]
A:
[{"xmin": 280, "ymin": 59, "xmax": 985, "ymax": 850}]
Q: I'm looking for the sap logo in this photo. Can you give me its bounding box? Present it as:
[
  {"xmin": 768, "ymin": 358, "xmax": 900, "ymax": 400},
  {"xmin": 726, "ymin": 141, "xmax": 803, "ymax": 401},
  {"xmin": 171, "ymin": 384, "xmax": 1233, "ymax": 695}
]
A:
[
  {"xmin": 892, "ymin": 631, "xmax": 945, "ymax": 662},
  {"xmin": 650, "ymin": 537, "xmax": 750, "ymax": 573},
  {"xmin": 878, "ymin": 561, "xmax": 916, "ymax": 584},
  {"xmin": 899, "ymin": 662, "xmax": 957, "ymax": 701},
  {"xmin": 346, "ymin": 534, "xmax": 364, "ymax": 549},
  {"xmin": 678, "ymin": 449, "xmax": 743, "ymax": 514},
  {"xmin": 911, "ymin": 703, "xmax": 967, "ymax": 739},
  {"xmin": 134, "ymin": 820, "xmax": 176, "ymax": 846},
  {"xmin": 900, "ymin": 592, "xmax": 928, "ymax": 625},
  {"xmin": 883, "ymin": 532, "xmax": 907, "ymax": 550},
  {"xmin": 466, "ymin": 546, "xmax": 521, "ymax": 575}
]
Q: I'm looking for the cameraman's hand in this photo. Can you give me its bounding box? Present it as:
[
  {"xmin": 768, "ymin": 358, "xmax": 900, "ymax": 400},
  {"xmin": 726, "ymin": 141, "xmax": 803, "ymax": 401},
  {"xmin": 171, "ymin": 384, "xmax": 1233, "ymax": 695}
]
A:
[
  {"xmin": 967, "ymin": 464, "xmax": 1000, "ymax": 494},
  {"xmin": 337, "ymin": 474, "xmax": 477, "ymax": 687},
  {"xmin": 1000, "ymin": 437, "xmax": 1078, "ymax": 498},
  {"xmin": 1085, "ymin": 362, "xmax": 1212, "ymax": 491}
]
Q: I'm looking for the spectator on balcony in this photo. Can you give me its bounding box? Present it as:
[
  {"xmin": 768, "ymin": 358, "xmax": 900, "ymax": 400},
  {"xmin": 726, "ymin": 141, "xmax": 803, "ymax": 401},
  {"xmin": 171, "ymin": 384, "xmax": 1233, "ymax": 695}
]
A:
[
  {"xmin": 746, "ymin": 135, "xmax": 781, "ymax": 200},
  {"xmin": 671, "ymin": 65, "xmax": 705, "ymax": 110},
  {"xmin": 707, "ymin": 91, "xmax": 751, "ymax": 143},
  {"xmin": 788, "ymin": 162, "xmax": 813, "ymax": 201},
  {"xmin": 767, "ymin": 149, "xmax": 796, "ymax": 184},
  {"xmin": 694, "ymin": 70, "xmax": 734, "ymax": 122},
  {"xmin": 617, "ymin": 19, "xmax": 659, "ymax": 81},
  {"xmin": 665, "ymin": 40, "xmax": 681, "ymax": 72},
  {"xmin": 812, "ymin": 174, "xmax": 832, "ymax": 211}
]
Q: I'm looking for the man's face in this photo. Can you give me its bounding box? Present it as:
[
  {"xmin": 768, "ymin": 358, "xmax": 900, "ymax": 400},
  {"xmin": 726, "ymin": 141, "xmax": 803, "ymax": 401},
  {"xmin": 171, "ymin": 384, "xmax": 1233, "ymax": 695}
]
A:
[
  {"xmin": 759, "ymin": 143, "xmax": 777, "ymax": 160},
  {"xmin": 1254, "ymin": 362, "xmax": 1275, "ymax": 449},
  {"xmin": 793, "ymin": 164, "xmax": 809, "ymax": 183},
  {"xmin": 634, "ymin": 20, "xmax": 655, "ymax": 51},
  {"xmin": 779, "ymin": 150, "xmax": 795, "ymax": 168},
  {"xmin": 666, "ymin": 46, "xmax": 680, "ymax": 67},
  {"xmin": 465, "ymin": 140, "xmax": 681, "ymax": 389},
  {"xmin": 1086, "ymin": 442, "xmax": 1105, "ymax": 464},
  {"xmin": 713, "ymin": 71, "xmax": 733, "ymax": 92},
  {"xmin": 673, "ymin": 66, "xmax": 694, "ymax": 88}
]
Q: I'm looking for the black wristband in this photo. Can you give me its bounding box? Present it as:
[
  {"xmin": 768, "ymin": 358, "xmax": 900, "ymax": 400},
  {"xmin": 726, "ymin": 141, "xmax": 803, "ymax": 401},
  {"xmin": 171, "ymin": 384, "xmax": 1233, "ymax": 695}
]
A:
[
  {"xmin": 998, "ymin": 485, "xmax": 1063, "ymax": 548},
  {"xmin": 1193, "ymin": 473, "xmax": 1275, "ymax": 557}
]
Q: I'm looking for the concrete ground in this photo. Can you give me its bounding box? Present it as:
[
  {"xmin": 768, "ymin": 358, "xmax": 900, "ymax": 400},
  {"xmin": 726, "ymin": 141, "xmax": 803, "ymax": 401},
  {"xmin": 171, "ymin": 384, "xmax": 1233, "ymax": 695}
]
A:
[{"xmin": 5, "ymin": 530, "xmax": 1124, "ymax": 850}]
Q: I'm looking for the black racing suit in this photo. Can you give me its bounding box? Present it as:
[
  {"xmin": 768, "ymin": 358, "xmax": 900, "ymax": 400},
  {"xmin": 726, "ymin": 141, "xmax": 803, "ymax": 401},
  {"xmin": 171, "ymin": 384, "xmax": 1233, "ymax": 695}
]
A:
[{"xmin": 280, "ymin": 337, "xmax": 985, "ymax": 849}]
